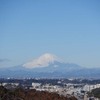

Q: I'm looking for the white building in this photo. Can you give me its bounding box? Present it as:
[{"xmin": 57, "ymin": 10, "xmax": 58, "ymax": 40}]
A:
[
  {"xmin": 32, "ymin": 82, "xmax": 41, "ymax": 88},
  {"xmin": 83, "ymin": 84, "xmax": 100, "ymax": 92}
]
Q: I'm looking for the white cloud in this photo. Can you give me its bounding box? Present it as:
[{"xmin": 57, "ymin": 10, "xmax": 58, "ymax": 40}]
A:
[{"xmin": 23, "ymin": 53, "xmax": 60, "ymax": 69}]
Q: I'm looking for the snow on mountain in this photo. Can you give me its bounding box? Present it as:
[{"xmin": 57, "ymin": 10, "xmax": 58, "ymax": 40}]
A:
[
  {"xmin": 23, "ymin": 53, "xmax": 61, "ymax": 69},
  {"xmin": 0, "ymin": 53, "xmax": 100, "ymax": 78}
]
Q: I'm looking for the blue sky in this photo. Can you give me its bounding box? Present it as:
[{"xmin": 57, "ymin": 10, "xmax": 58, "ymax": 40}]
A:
[{"xmin": 0, "ymin": 0, "xmax": 100, "ymax": 68}]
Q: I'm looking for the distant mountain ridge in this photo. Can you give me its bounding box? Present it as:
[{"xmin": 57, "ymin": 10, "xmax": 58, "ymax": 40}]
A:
[{"xmin": 0, "ymin": 53, "xmax": 100, "ymax": 78}]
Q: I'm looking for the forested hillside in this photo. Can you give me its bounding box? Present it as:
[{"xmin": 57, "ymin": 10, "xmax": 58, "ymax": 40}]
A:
[{"xmin": 0, "ymin": 86, "xmax": 77, "ymax": 100}]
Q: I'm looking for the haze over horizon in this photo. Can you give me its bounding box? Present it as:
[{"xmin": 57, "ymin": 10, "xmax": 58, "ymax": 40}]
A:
[{"xmin": 0, "ymin": 0, "xmax": 100, "ymax": 68}]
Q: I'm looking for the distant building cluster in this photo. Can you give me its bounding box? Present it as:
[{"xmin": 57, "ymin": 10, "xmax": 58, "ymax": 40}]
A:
[
  {"xmin": 83, "ymin": 84, "xmax": 100, "ymax": 92},
  {"xmin": 0, "ymin": 78, "xmax": 100, "ymax": 100},
  {"xmin": 30, "ymin": 82, "xmax": 100, "ymax": 99}
]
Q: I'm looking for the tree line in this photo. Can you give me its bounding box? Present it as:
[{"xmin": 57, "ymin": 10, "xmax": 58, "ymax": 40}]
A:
[{"xmin": 0, "ymin": 86, "xmax": 77, "ymax": 100}]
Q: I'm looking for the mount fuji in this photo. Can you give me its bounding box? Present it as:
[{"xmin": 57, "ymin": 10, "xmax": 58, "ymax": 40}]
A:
[{"xmin": 0, "ymin": 53, "xmax": 100, "ymax": 78}]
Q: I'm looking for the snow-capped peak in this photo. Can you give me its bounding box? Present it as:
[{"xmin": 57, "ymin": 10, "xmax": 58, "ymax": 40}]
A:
[{"xmin": 23, "ymin": 53, "xmax": 60, "ymax": 69}]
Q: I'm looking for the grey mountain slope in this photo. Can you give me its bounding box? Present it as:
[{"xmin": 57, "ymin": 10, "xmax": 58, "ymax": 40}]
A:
[{"xmin": 0, "ymin": 61, "xmax": 100, "ymax": 78}]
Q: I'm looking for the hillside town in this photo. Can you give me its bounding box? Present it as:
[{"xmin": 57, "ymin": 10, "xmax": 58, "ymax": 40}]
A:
[{"xmin": 0, "ymin": 78, "xmax": 100, "ymax": 100}]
